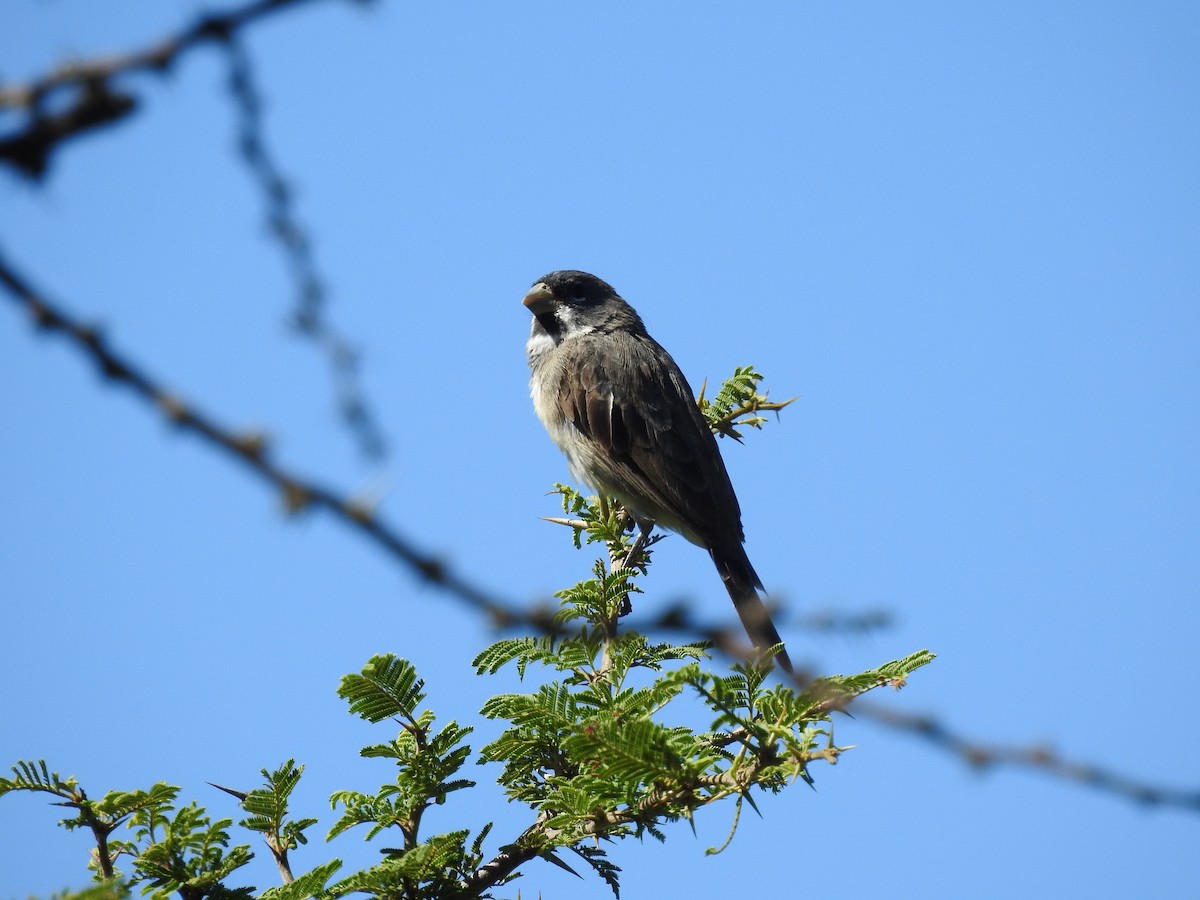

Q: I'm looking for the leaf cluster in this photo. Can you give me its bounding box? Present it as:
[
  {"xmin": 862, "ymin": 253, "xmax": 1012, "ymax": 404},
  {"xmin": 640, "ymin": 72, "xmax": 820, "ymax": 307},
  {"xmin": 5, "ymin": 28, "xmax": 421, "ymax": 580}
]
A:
[
  {"xmin": 476, "ymin": 601, "xmax": 932, "ymax": 857},
  {"xmin": 324, "ymin": 654, "xmax": 487, "ymax": 898},
  {"xmin": 0, "ymin": 763, "xmax": 255, "ymax": 898},
  {"xmin": 5, "ymin": 638, "xmax": 932, "ymax": 899},
  {"xmin": 697, "ymin": 365, "xmax": 796, "ymax": 440}
]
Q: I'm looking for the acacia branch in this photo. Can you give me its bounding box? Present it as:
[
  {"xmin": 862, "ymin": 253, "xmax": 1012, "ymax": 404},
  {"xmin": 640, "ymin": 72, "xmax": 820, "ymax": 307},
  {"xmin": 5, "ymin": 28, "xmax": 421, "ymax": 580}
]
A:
[
  {"xmin": 710, "ymin": 396, "xmax": 797, "ymax": 440},
  {"xmin": 626, "ymin": 606, "xmax": 1200, "ymax": 812},
  {"xmin": 453, "ymin": 834, "xmax": 541, "ymax": 899}
]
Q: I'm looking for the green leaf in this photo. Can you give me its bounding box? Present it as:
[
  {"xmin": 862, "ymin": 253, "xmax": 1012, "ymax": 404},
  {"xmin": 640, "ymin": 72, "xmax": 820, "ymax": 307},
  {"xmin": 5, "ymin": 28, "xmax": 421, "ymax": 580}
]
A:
[
  {"xmin": 0, "ymin": 759, "xmax": 77, "ymax": 798},
  {"xmin": 41, "ymin": 881, "xmax": 133, "ymax": 900},
  {"xmin": 697, "ymin": 365, "xmax": 796, "ymax": 440},
  {"xmin": 328, "ymin": 830, "xmax": 473, "ymax": 895},
  {"xmin": 258, "ymin": 859, "xmax": 342, "ymax": 900},
  {"xmin": 338, "ymin": 654, "xmax": 426, "ymax": 724},
  {"xmin": 128, "ymin": 801, "xmax": 254, "ymax": 900}
]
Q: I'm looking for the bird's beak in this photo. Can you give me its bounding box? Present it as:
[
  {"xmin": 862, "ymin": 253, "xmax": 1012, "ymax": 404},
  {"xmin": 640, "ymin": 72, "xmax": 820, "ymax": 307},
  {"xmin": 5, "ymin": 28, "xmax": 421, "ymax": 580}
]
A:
[{"xmin": 522, "ymin": 282, "xmax": 556, "ymax": 316}]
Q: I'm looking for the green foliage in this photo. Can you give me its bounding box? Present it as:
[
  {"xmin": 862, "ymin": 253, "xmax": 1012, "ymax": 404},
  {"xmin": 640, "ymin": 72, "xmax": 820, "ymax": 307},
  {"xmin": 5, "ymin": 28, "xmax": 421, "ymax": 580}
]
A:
[
  {"xmin": 475, "ymin": 581, "xmax": 933, "ymax": 851},
  {"xmin": 548, "ymin": 484, "xmax": 664, "ymax": 573},
  {"xmin": 42, "ymin": 882, "xmax": 133, "ymax": 900},
  {"xmin": 697, "ymin": 365, "xmax": 796, "ymax": 440},
  {"xmin": 329, "ymin": 654, "xmax": 475, "ymax": 855},
  {"xmin": 126, "ymin": 802, "xmax": 254, "ymax": 900},
  {"xmin": 227, "ymin": 760, "xmax": 321, "ymax": 886},
  {"xmin": 1, "ymin": 759, "xmax": 78, "ymax": 798},
  {"xmin": 3, "ymin": 367, "xmax": 934, "ymax": 900},
  {"xmin": 338, "ymin": 655, "xmax": 428, "ymax": 725},
  {"xmin": 5, "ymin": 630, "xmax": 930, "ymax": 900},
  {"xmin": 327, "ymin": 829, "xmax": 488, "ymax": 899},
  {"xmin": 257, "ymin": 860, "xmax": 342, "ymax": 900},
  {"xmin": 1, "ymin": 761, "xmax": 183, "ymax": 882},
  {"xmin": 237, "ymin": 761, "xmax": 314, "ymax": 847}
]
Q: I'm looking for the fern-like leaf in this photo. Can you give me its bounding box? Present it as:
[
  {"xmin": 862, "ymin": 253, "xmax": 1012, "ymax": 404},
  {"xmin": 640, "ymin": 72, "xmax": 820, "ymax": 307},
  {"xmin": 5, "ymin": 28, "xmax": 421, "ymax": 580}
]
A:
[
  {"xmin": 258, "ymin": 859, "xmax": 342, "ymax": 900},
  {"xmin": 697, "ymin": 365, "xmax": 796, "ymax": 440},
  {"xmin": 0, "ymin": 759, "xmax": 76, "ymax": 798},
  {"xmin": 338, "ymin": 654, "xmax": 426, "ymax": 724},
  {"xmin": 569, "ymin": 844, "xmax": 621, "ymax": 898}
]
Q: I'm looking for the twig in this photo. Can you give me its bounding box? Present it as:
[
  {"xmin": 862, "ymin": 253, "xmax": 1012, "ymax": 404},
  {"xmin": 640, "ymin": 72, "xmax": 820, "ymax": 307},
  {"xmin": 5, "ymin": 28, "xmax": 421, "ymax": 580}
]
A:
[
  {"xmin": 222, "ymin": 35, "xmax": 387, "ymax": 461},
  {"xmin": 710, "ymin": 396, "xmax": 796, "ymax": 441},
  {"xmin": 452, "ymin": 823, "xmax": 544, "ymax": 899},
  {"xmin": 0, "ymin": 0, "xmax": 388, "ymax": 462},
  {"xmin": 857, "ymin": 700, "xmax": 1200, "ymax": 813},
  {"xmin": 630, "ymin": 602, "xmax": 1200, "ymax": 813},
  {"xmin": 0, "ymin": 0, "xmax": 354, "ymax": 177}
]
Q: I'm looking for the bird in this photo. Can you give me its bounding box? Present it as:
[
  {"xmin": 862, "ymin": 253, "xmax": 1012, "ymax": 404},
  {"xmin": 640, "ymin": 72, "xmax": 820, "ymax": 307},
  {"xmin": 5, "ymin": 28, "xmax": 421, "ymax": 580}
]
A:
[{"xmin": 522, "ymin": 269, "xmax": 791, "ymax": 672}]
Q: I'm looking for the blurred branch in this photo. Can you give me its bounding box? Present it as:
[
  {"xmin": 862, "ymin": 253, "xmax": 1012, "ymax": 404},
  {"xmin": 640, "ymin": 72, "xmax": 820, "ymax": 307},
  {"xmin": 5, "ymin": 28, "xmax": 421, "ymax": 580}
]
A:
[
  {"xmin": 632, "ymin": 600, "xmax": 892, "ymax": 640},
  {"xmin": 0, "ymin": 80, "xmax": 137, "ymax": 176},
  {"xmin": 0, "ymin": 0, "xmax": 348, "ymax": 177},
  {"xmin": 0, "ymin": 0, "xmax": 388, "ymax": 461},
  {"xmin": 0, "ymin": 252, "xmax": 547, "ymax": 635},
  {"xmin": 223, "ymin": 36, "xmax": 386, "ymax": 461},
  {"xmin": 859, "ymin": 701, "xmax": 1200, "ymax": 814},
  {"xmin": 624, "ymin": 601, "xmax": 1200, "ymax": 814}
]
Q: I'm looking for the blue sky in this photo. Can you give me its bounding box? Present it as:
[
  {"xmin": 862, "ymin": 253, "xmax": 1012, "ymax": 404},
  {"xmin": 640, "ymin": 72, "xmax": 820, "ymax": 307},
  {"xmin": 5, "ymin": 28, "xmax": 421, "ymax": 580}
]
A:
[{"xmin": 2, "ymin": 2, "xmax": 1198, "ymax": 897}]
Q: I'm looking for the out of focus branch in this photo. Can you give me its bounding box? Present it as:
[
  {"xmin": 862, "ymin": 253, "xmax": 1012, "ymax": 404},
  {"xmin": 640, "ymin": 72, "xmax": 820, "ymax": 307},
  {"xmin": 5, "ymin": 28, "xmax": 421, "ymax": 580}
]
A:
[
  {"xmin": 629, "ymin": 605, "xmax": 1200, "ymax": 813},
  {"xmin": 859, "ymin": 701, "xmax": 1200, "ymax": 813},
  {"xmin": 0, "ymin": 0, "xmax": 389, "ymax": 458},
  {"xmin": 223, "ymin": 36, "xmax": 386, "ymax": 461},
  {"xmin": 0, "ymin": 80, "xmax": 137, "ymax": 176},
  {"xmin": 0, "ymin": 252, "xmax": 546, "ymax": 634},
  {"xmin": 0, "ymin": 0, "xmax": 348, "ymax": 177}
]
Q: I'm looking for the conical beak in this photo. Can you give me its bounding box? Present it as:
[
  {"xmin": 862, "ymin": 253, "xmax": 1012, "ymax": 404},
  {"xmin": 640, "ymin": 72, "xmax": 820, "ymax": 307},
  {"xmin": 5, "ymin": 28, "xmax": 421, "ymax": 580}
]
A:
[{"xmin": 522, "ymin": 282, "xmax": 556, "ymax": 316}]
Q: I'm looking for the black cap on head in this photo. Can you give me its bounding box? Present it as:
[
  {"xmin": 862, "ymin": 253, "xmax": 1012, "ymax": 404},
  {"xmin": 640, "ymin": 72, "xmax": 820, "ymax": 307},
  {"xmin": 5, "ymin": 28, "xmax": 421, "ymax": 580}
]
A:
[{"xmin": 535, "ymin": 270, "xmax": 619, "ymax": 305}]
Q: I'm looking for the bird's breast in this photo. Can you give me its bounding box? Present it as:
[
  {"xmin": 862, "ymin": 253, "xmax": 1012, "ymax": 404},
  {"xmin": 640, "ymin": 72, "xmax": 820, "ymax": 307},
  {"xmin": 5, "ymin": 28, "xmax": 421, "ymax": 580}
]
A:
[{"xmin": 526, "ymin": 332, "xmax": 572, "ymax": 447}]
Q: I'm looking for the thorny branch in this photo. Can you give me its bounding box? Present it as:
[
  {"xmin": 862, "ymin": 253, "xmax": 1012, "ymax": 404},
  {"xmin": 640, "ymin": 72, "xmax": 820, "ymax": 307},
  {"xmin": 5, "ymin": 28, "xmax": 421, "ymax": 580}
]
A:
[{"xmin": 859, "ymin": 701, "xmax": 1200, "ymax": 812}]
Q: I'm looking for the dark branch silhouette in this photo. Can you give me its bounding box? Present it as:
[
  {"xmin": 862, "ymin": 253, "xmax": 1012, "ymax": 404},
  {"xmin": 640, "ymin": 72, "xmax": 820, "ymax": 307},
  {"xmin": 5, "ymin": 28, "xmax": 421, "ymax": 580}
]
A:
[
  {"xmin": 0, "ymin": 0, "xmax": 343, "ymax": 177},
  {"xmin": 0, "ymin": 79, "xmax": 137, "ymax": 177},
  {"xmin": 860, "ymin": 701, "xmax": 1200, "ymax": 813},
  {"xmin": 223, "ymin": 36, "xmax": 387, "ymax": 461},
  {"xmin": 0, "ymin": 0, "xmax": 388, "ymax": 460}
]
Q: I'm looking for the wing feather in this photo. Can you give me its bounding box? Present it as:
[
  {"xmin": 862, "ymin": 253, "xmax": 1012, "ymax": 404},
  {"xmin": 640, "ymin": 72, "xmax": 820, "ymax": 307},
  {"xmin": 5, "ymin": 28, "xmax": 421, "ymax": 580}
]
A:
[{"xmin": 555, "ymin": 332, "xmax": 742, "ymax": 547}]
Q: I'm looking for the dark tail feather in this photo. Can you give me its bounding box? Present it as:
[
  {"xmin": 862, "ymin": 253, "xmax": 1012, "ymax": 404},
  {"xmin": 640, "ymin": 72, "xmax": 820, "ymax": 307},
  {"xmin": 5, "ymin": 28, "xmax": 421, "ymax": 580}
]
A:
[{"xmin": 710, "ymin": 545, "xmax": 793, "ymax": 674}]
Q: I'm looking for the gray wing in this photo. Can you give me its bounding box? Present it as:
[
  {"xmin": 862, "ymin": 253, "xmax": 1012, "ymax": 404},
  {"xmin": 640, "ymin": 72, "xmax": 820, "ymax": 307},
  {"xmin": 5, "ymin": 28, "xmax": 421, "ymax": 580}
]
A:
[
  {"xmin": 556, "ymin": 330, "xmax": 789, "ymax": 669},
  {"xmin": 555, "ymin": 332, "xmax": 744, "ymax": 548}
]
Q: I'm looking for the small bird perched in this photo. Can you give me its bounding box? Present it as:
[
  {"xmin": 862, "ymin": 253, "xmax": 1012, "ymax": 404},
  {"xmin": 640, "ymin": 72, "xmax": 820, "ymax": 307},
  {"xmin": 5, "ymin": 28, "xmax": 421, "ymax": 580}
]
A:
[{"xmin": 523, "ymin": 270, "xmax": 791, "ymax": 672}]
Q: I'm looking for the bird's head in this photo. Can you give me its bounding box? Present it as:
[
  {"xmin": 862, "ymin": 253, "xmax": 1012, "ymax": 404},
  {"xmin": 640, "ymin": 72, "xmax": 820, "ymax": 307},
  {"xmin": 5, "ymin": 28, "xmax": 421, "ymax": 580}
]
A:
[{"xmin": 523, "ymin": 270, "xmax": 644, "ymax": 340}]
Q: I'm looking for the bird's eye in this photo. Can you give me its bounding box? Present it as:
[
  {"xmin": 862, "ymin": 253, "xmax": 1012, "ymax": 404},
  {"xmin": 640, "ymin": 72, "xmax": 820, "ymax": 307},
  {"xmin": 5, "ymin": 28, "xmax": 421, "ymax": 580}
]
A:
[{"xmin": 564, "ymin": 287, "xmax": 599, "ymax": 306}]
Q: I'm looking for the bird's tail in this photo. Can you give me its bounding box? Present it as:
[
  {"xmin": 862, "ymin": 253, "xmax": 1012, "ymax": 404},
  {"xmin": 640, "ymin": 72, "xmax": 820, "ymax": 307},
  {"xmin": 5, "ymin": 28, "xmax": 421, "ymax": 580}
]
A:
[{"xmin": 710, "ymin": 544, "xmax": 793, "ymax": 674}]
